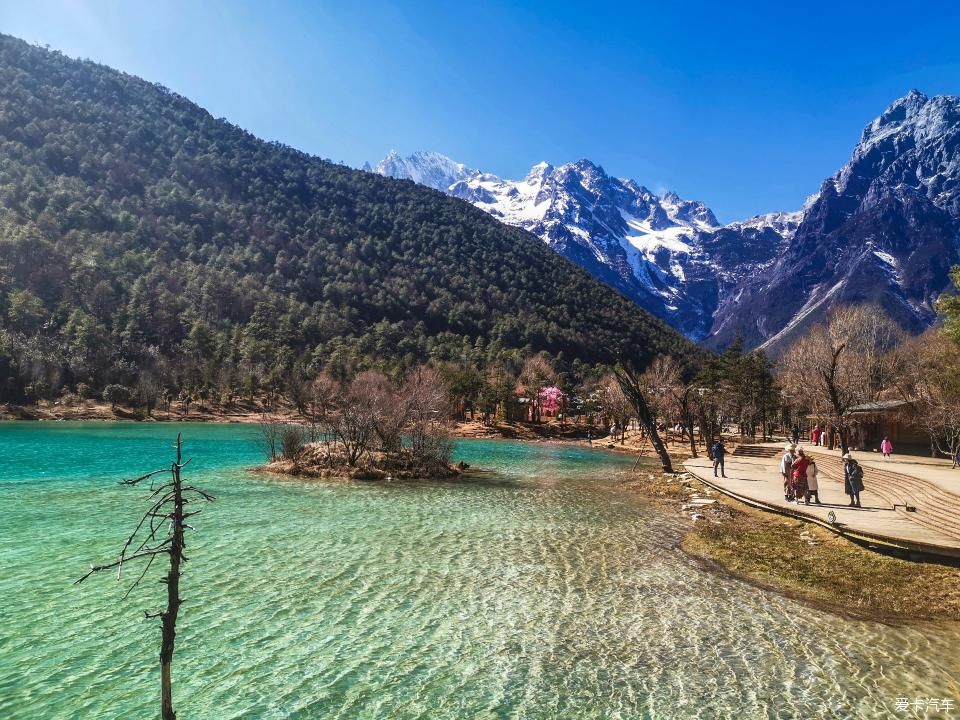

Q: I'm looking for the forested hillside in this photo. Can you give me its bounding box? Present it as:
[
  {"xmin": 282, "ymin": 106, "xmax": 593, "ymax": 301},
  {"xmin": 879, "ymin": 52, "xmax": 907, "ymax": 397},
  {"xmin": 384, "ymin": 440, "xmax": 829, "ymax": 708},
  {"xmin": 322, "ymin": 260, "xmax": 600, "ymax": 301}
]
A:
[{"xmin": 0, "ymin": 34, "xmax": 695, "ymax": 403}]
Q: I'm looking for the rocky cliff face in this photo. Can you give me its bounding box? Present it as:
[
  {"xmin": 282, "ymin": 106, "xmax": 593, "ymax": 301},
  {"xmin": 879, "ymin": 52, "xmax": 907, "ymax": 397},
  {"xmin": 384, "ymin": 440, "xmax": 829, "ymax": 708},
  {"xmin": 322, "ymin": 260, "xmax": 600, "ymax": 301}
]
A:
[{"xmin": 707, "ymin": 90, "xmax": 960, "ymax": 353}]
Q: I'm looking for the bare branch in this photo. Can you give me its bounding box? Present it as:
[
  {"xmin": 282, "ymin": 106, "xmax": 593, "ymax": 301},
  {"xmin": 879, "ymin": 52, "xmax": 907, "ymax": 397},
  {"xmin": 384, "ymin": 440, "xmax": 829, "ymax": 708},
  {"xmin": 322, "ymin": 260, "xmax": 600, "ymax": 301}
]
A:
[
  {"xmin": 75, "ymin": 547, "xmax": 172, "ymax": 585},
  {"xmin": 121, "ymin": 553, "xmax": 159, "ymax": 601},
  {"xmin": 121, "ymin": 468, "xmax": 169, "ymax": 486}
]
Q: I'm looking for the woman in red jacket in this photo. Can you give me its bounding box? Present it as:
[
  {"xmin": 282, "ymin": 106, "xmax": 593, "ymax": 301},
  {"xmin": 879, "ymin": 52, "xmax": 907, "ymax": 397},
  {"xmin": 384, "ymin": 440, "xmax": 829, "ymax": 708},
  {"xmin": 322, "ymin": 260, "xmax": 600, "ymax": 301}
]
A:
[{"xmin": 791, "ymin": 448, "xmax": 810, "ymax": 504}]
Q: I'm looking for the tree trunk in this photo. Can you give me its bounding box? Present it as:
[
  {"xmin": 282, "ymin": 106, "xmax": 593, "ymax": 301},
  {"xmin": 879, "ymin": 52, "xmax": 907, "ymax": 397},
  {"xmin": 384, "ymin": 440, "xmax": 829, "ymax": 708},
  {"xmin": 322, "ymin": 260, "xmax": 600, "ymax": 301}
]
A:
[
  {"xmin": 614, "ymin": 366, "xmax": 673, "ymax": 473},
  {"xmin": 647, "ymin": 421, "xmax": 673, "ymax": 473},
  {"xmin": 160, "ymin": 440, "xmax": 185, "ymax": 720}
]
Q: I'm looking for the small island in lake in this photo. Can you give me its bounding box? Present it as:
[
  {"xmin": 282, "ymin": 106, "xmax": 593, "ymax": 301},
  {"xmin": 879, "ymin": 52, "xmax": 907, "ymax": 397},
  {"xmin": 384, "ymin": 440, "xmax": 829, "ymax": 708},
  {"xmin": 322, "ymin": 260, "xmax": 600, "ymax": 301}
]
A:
[
  {"xmin": 259, "ymin": 365, "xmax": 465, "ymax": 481},
  {"xmin": 267, "ymin": 443, "xmax": 464, "ymax": 481}
]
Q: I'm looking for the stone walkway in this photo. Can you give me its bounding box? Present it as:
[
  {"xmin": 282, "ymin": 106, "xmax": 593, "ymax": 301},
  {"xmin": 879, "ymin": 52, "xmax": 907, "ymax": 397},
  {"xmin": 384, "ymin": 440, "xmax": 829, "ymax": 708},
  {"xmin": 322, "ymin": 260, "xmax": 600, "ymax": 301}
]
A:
[{"xmin": 684, "ymin": 442, "xmax": 960, "ymax": 558}]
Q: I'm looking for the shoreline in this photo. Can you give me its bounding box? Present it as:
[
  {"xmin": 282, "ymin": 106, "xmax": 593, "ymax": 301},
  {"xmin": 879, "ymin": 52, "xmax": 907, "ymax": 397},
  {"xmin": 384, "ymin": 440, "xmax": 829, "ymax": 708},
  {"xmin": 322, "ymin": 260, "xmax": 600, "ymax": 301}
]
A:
[
  {"xmin": 8, "ymin": 408, "xmax": 957, "ymax": 622},
  {"xmin": 621, "ymin": 470, "xmax": 960, "ymax": 625}
]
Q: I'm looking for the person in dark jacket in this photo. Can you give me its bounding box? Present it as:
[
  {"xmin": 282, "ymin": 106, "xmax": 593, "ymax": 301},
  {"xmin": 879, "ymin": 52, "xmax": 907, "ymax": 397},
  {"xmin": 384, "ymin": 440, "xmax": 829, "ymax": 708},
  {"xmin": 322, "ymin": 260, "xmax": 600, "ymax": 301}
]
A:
[
  {"xmin": 791, "ymin": 424, "xmax": 801, "ymax": 445},
  {"xmin": 843, "ymin": 453, "xmax": 864, "ymax": 508},
  {"xmin": 711, "ymin": 438, "xmax": 727, "ymax": 478}
]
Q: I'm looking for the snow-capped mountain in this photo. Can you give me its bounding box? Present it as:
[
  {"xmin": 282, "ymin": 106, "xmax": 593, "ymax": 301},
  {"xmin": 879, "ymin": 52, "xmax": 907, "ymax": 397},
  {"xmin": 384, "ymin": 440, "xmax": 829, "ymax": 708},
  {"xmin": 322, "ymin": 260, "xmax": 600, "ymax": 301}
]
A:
[
  {"xmin": 707, "ymin": 89, "xmax": 960, "ymax": 352},
  {"xmin": 372, "ymin": 152, "xmax": 797, "ymax": 339},
  {"xmin": 373, "ymin": 150, "xmax": 478, "ymax": 192},
  {"xmin": 371, "ymin": 90, "xmax": 960, "ymax": 349}
]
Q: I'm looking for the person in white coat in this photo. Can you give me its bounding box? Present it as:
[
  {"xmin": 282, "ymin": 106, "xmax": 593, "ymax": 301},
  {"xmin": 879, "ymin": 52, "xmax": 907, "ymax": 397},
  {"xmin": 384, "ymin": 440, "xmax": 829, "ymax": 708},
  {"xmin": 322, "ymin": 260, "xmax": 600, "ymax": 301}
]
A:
[{"xmin": 805, "ymin": 458, "xmax": 821, "ymax": 505}]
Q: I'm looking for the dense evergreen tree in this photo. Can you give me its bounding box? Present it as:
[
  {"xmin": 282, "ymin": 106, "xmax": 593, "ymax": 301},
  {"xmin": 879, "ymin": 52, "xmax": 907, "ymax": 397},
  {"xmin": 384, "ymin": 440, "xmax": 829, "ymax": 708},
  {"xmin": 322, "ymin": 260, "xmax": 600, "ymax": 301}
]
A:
[{"xmin": 0, "ymin": 35, "xmax": 699, "ymax": 403}]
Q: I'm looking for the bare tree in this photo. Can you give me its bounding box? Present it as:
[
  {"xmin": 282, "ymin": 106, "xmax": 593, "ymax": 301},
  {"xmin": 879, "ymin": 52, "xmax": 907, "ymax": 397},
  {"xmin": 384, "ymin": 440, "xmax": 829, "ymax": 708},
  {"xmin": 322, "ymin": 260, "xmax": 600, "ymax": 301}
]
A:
[
  {"xmin": 136, "ymin": 371, "xmax": 162, "ymax": 417},
  {"xmin": 518, "ymin": 355, "xmax": 557, "ymax": 423},
  {"xmin": 644, "ymin": 356, "xmax": 699, "ymax": 458},
  {"xmin": 306, "ymin": 372, "xmax": 341, "ymax": 447},
  {"xmin": 778, "ymin": 304, "xmax": 902, "ymax": 453},
  {"xmin": 76, "ymin": 435, "xmax": 214, "ymax": 720},
  {"xmin": 256, "ymin": 415, "xmax": 282, "ymax": 461},
  {"xmin": 286, "ymin": 372, "xmax": 311, "ymax": 416},
  {"xmin": 402, "ymin": 365, "xmax": 454, "ymax": 468},
  {"xmin": 356, "ymin": 370, "xmax": 406, "ymax": 453},
  {"xmin": 598, "ymin": 373, "xmax": 632, "ymax": 444},
  {"xmin": 331, "ymin": 374, "xmax": 378, "ymax": 466},
  {"xmin": 279, "ymin": 423, "xmax": 308, "ymax": 462},
  {"xmin": 896, "ymin": 332, "xmax": 960, "ymax": 461},
  {"xmin": 613, "ymin": 363, "xmax": 673, "ymax": 473}
]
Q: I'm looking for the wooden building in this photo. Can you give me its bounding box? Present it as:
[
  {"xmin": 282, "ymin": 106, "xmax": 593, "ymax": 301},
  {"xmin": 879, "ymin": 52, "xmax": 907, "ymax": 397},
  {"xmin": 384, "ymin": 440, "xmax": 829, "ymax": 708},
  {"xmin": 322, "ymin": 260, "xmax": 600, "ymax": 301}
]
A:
[{"xmin": 846, "ymin": 400, "xmax": 929, "ymax": 453}]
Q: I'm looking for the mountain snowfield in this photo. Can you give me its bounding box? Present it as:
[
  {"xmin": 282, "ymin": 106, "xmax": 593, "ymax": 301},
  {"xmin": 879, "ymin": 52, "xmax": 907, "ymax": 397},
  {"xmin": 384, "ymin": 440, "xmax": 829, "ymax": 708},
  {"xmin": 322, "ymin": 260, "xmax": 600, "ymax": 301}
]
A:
[
  {"xmin": 372, "ymin": 151, "xmax": 799, "ymax": 340},
  {"xmin": 370, "ymin": 89, "xmax": 960, "ymax": 351}
]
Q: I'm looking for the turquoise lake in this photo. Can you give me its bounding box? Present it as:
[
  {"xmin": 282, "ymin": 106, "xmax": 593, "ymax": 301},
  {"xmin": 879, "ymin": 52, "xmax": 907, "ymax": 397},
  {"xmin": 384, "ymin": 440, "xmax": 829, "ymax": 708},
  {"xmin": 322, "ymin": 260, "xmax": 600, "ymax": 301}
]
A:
[{"xmin": 0, "ymin": 422, "xmax": 958, "ymax": 719}]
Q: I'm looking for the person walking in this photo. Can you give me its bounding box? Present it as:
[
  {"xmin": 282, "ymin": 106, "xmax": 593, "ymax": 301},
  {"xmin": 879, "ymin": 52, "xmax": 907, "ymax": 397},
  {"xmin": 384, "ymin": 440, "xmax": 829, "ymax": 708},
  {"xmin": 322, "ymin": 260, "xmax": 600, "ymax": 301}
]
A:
[
  {"xmin": 805, "ymin": 458, "xmax": 821, "ymax": 504},
  {"xmin": 780, "ymin": 444, "xmax": 796, "ymax": 501},
  {"xmin": 810, "ymin": 424, "xmax": 820, "ymax": 446},
  {"xmin": 791, "ymin": 424, "xmax": 801, "ymax": 445},
  {"xmin": 711, "ymin": 438, "xmax": 727, "ymax": 478},
  {"xmin": 791, "ymin": 448, "xmax": 810, "ymax": 504},
  {"xmin": 880, "ymin": 436, "xmax": 893, "ymax": 459},
  {"xmin": 843, "ymin": 453, "xmax": 864, "ymax": 508}
]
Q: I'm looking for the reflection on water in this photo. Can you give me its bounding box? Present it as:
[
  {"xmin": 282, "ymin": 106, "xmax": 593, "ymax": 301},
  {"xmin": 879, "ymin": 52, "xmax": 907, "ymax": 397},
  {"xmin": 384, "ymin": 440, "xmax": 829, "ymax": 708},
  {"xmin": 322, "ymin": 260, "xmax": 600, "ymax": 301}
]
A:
[{"xmin": 0, "ymin": 423, "xmax": 957, "ymax": 719}]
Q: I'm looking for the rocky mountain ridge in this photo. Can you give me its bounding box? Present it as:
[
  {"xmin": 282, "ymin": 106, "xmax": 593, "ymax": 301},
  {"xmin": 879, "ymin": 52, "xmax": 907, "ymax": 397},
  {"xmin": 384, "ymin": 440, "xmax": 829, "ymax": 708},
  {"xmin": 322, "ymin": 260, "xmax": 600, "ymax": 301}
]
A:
[
  {"xmin": 708, "ymin": 89, "xmax": 960, "ymax": 352},
  {"xmin": 371, "ymin": 152, "xmax": 798, "ymax": 339},
  {"xmin": 371, "ymin": 89, "xmax": 960, "ymax": 350}
]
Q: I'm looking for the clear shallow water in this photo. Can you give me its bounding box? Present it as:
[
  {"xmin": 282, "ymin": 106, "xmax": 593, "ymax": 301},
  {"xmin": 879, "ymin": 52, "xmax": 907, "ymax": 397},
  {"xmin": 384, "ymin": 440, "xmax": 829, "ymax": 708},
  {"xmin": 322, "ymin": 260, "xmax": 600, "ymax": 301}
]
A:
[{"xmin": 0, "ymin": 422, "xmax": 957, "ymax": 719}]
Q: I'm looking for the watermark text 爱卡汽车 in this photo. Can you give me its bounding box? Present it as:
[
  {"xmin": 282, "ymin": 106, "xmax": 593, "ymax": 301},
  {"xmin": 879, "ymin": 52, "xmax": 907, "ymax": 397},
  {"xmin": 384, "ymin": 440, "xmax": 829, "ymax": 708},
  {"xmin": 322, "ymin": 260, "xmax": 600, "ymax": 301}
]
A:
[{"xmin": 894, "ymin": 697, "xmax": 955, "ymax": 713}]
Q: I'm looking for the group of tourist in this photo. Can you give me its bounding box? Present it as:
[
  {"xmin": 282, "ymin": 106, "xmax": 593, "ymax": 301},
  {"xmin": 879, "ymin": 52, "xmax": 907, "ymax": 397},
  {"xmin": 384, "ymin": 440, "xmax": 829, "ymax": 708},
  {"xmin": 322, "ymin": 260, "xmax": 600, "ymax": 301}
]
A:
[
  {"xmin": 807, "ymin": 423, "xmax": 846, "ymax": 451},
  {"xmin": 780, "ymin": 443, "xmax": 864, "ymax": 507},
  {"xmin": 780, "ymin": 444, "xmax": 821, "ymax": 505},
  {"xmin": 808, "ymin": 423, "xmax": 896, "ymax": 458}
]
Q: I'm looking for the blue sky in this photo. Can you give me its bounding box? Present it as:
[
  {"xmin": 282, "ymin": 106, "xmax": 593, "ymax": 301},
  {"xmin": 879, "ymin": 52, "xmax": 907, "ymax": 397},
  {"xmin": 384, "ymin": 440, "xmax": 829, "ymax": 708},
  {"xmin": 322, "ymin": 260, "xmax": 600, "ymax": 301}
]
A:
[{"xmin": 2, "ymin": 0, "xmax": 960, "ymax": 221}]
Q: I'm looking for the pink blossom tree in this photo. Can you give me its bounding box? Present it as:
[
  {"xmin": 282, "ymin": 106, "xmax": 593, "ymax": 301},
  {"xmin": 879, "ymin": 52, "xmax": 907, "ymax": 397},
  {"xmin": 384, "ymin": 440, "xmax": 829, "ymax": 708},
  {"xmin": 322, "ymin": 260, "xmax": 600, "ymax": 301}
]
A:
[{"xmin": 539, "ymin": 386, "xmax": 565, "ymax": 418}]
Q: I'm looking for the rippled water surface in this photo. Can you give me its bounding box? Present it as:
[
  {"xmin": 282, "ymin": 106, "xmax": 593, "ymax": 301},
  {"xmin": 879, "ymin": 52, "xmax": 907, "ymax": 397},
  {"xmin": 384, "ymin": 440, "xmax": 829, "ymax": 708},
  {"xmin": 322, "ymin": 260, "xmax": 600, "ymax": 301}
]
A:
[{"xmin": 1, "ymin": 422, "xmax": 958, "ymax": 719}]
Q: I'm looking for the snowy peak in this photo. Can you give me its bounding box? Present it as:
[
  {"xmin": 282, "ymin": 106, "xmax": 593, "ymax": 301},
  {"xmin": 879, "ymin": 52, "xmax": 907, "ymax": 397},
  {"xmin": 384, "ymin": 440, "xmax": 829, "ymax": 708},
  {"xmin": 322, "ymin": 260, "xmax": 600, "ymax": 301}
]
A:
[
  {"xmin": 660, "ymin": 190, "xmax": 720, "ymax": 230},
  {"xmin": 859, "ymin": 89, "xmax": 929, "ymax": 150},
  {"xmin": 371, "ymin": 150, "xmax": 793, "ymax": 339},
  {"xmin": 725, "ymin": 210, "xmax": 802, "ymax": 237},
  {"xmin": 372, "ymin": 150, "xmax": 478, "ymax": 191},
  {"xmin": 524, "ymin": 161, "xmax": 554, "ymax": 183}
]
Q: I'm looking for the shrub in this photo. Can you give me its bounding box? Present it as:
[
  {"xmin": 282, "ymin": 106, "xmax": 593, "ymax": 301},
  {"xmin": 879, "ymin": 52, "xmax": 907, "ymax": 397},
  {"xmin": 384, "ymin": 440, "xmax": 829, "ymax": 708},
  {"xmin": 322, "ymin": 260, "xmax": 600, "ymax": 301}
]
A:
[
  {"xmin": 280, "ymin": 424, "xmax": 307, "ymax": 461},
  {"xmin": 103, "ymin": 384, "xmax": 132, "ymax": 409}
]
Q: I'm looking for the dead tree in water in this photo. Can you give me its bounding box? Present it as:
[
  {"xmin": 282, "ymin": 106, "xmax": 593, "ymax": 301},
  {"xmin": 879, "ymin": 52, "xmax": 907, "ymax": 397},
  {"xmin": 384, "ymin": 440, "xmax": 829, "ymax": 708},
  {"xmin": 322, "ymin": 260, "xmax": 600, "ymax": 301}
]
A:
[{"xmin": 76, "ymin": 434, "xmax": 214, "ymax": 720}]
